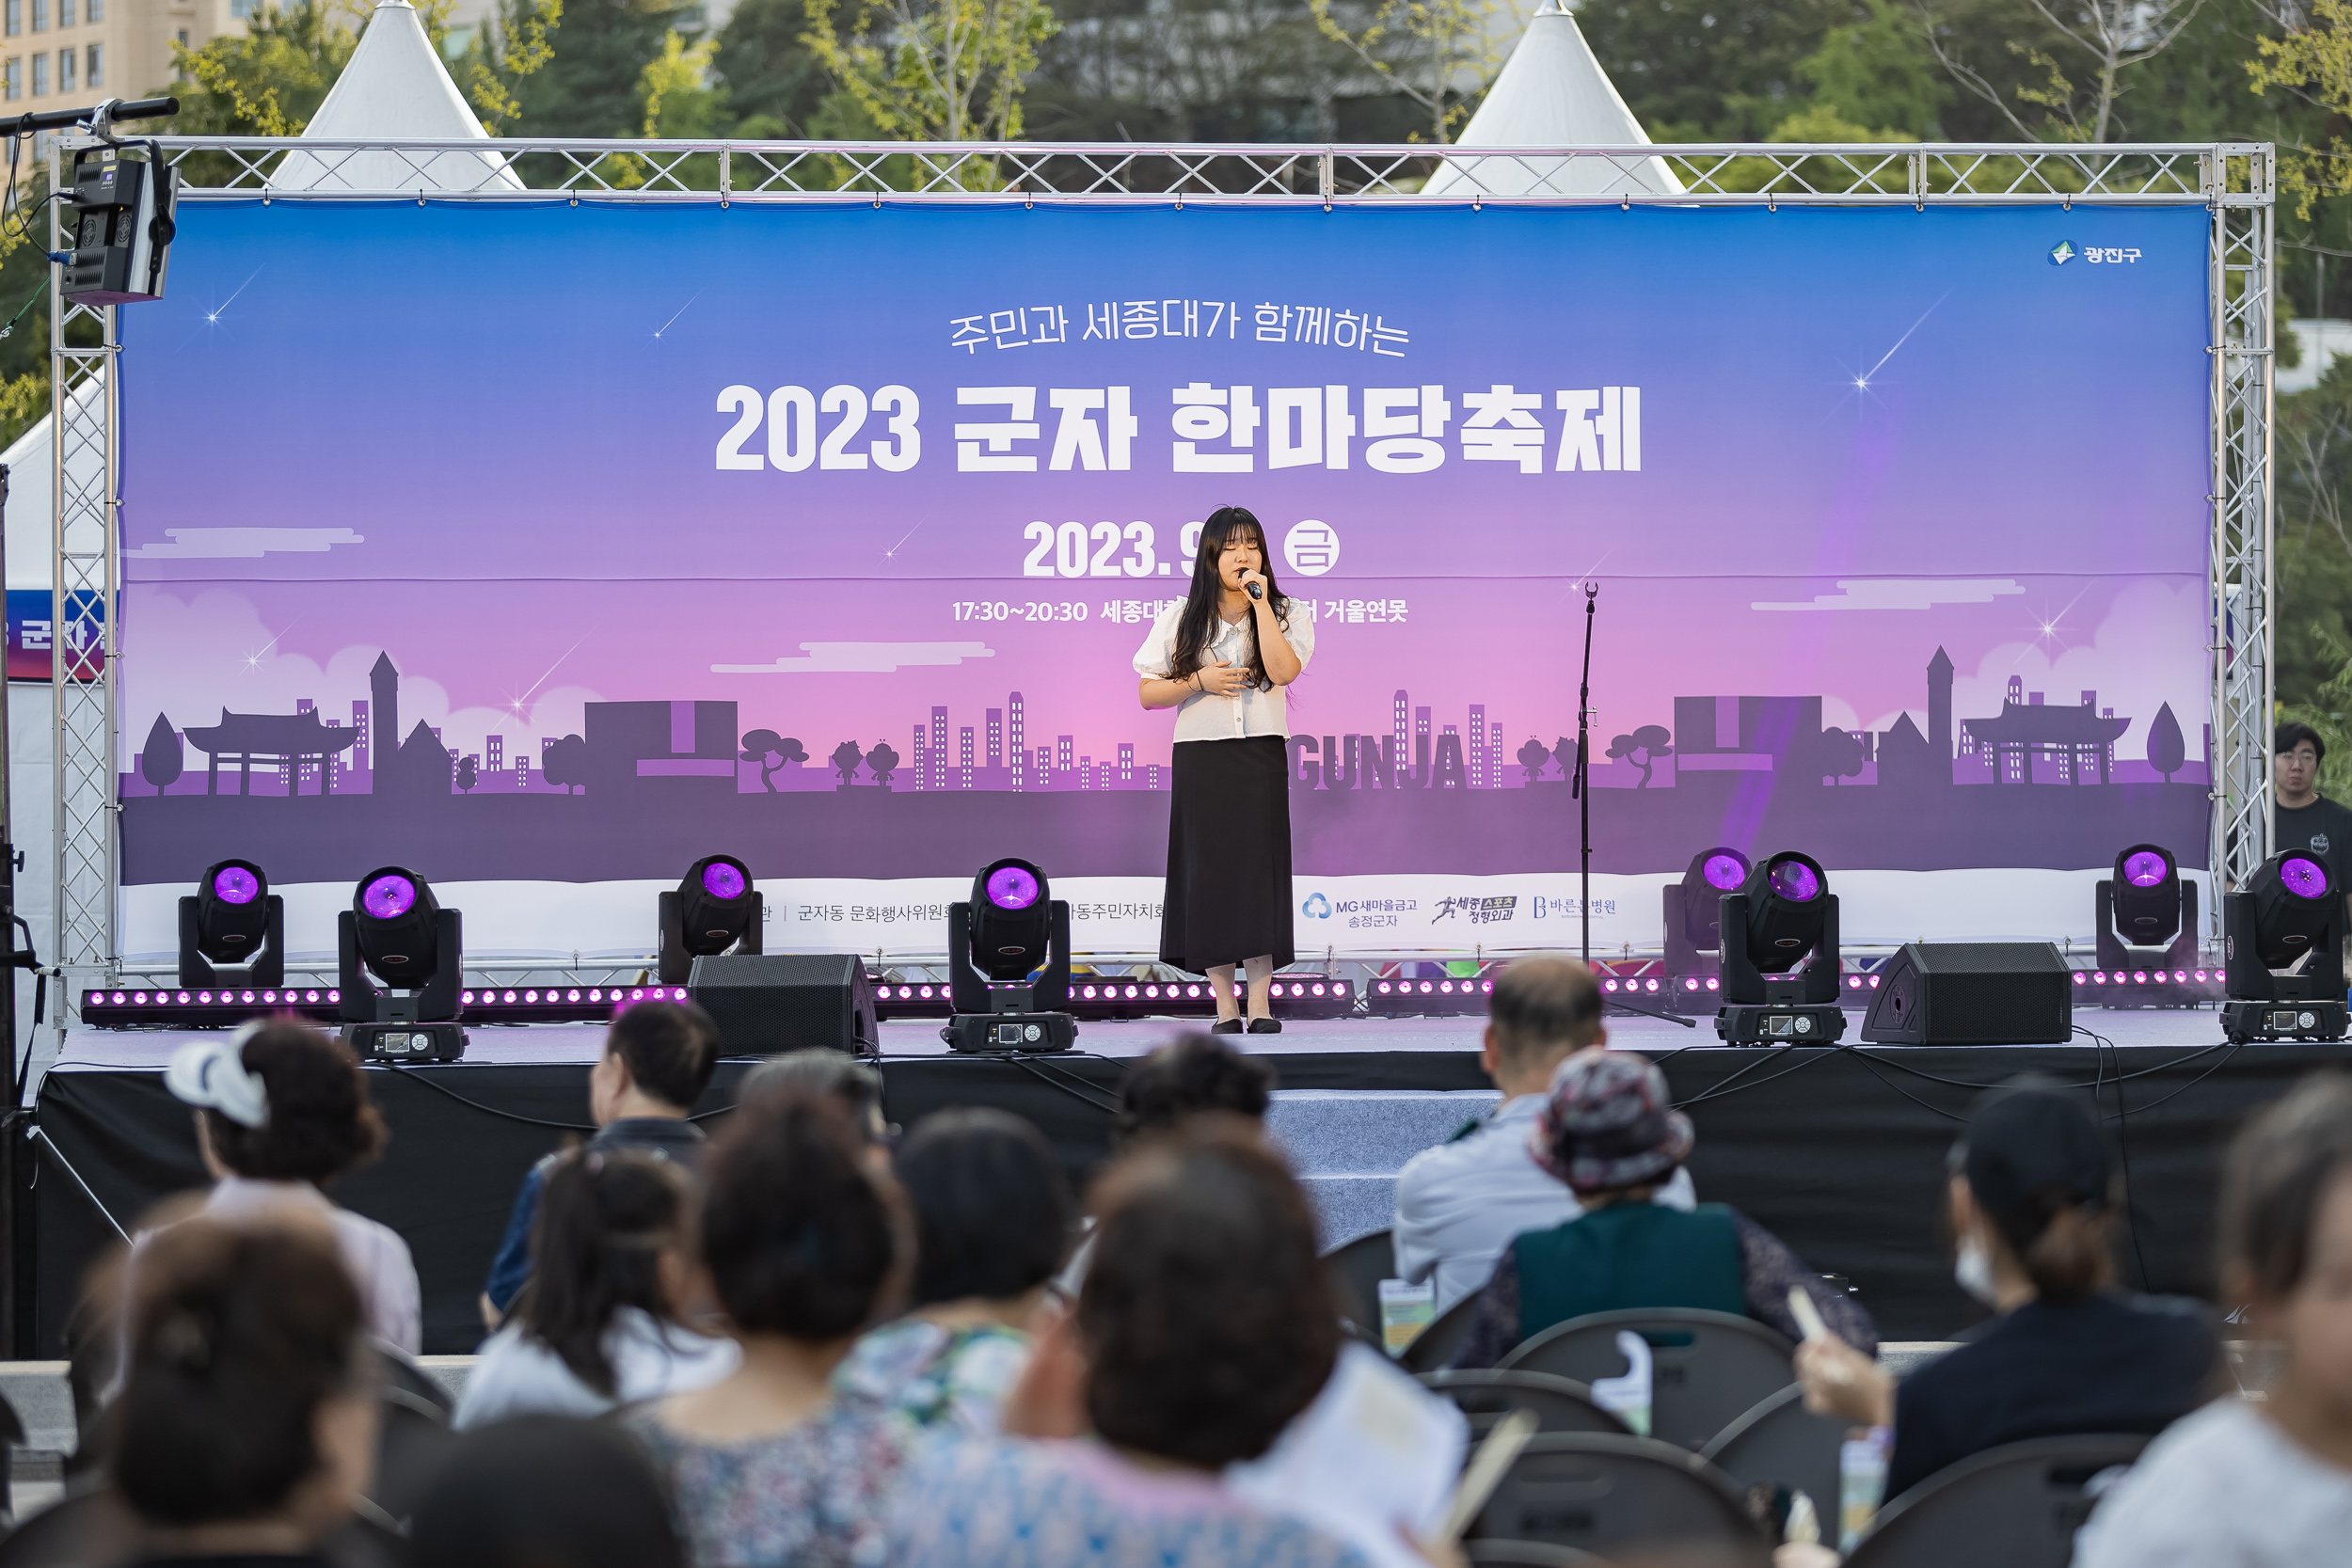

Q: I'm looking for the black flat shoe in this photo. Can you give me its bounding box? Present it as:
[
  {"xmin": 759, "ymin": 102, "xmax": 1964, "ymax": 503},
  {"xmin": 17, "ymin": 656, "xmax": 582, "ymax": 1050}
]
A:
[
  {"xmin": 1248, "ymin": 1017, "xmax": 1281, "ymax": 1035},
  {"xmin": 1210, "ymin": 1018, "xmax": 1245, "ymax": 1034}
]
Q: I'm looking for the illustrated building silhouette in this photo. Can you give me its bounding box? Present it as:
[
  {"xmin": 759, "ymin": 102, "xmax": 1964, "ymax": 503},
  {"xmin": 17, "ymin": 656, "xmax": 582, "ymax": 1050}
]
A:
[{"xmin": 182, "ymin": 708, "xmax": 362, "ymax": 796}]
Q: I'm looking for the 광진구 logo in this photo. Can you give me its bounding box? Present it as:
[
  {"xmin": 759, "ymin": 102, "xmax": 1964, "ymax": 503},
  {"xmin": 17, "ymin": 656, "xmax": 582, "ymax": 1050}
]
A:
[{"xmin": 2049, "ymin": 240, "xmax": 2076, "ymax": 266}]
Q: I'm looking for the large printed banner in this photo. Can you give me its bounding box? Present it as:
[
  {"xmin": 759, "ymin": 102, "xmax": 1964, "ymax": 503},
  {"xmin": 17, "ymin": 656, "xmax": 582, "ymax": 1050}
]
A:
[{"xmin": 114, "ymin": 199, "xmax": 2212, "ymax": 959}]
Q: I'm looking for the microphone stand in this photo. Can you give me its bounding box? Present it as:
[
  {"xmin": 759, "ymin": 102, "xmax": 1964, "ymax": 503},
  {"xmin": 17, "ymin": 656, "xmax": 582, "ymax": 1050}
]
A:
[{"xmin": 1571, "ymin": 581, "xmax": 1693, "ymax": 1029}]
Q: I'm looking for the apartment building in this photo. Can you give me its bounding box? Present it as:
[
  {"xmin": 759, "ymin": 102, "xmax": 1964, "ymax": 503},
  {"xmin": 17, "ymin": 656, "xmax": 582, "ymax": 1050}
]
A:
[{"xmin": 3, "ymin": 0, "xmax": 246, "ymax": 130}]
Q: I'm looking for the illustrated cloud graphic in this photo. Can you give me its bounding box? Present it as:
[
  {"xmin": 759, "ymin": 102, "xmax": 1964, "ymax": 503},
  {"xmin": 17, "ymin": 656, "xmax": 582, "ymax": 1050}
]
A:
[
  {"xmin": 1751, "ymin": 578, "xmax": 2026, "ymax": 612},
  {"xmin": 126, "ymin": 528, "xmax": 366, "ymax": 559},
  {"xmin": 711, "ymin": 641, "xmax": 997, "ymax": 674}
]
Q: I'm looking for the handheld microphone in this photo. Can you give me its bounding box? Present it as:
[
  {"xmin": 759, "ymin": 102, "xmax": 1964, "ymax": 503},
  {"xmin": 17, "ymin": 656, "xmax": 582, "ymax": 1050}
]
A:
[{"xmin": 1245, "ymin": 578, "xmax": 1263, "ymax": 602}]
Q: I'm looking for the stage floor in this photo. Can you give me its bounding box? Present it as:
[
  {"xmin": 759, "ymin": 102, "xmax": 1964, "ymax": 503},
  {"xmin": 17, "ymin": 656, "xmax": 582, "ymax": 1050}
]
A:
[{"xmin": 29, "ymin": 1007, "xmax": 2342, "ymax": 1354}]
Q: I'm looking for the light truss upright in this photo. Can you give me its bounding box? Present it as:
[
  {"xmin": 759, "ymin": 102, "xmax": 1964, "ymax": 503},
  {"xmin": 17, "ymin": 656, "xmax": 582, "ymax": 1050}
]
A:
[
  {"xmin": 42, "ymin": 136, "xmax": 2275, "ymax": 999},
  {"xmin": 49, "ymin": 138, "xmax": 117, "ymax": 1019}
]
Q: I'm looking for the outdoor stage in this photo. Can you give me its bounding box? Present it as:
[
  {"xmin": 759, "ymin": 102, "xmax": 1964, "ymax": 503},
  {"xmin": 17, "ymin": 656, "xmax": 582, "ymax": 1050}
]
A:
[{"xmin": 27, "ymin": 1009, "xmax": 2349, "ymax": 1353}]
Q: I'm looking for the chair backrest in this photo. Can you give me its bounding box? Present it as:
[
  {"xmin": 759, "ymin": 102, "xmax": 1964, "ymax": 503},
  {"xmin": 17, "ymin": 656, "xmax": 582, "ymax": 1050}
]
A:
[
  {"xmin": 1420, "ymin": 1370, "xmax": 1631, "ymax": 1439},
  {"xmin": 1842, "ymin": 1433, "xmax": 2152, "ymax": 1568},
  {"xmin": 1400, "ymin": 1290, "xmax": 1485, "ymax": 1373},
  {"xmin": 374, "ymin": 1339, "xmax": 455, "ymax": 1419},
  {"xmin": 1322, "ymin": 1228, "xmax": 1398, "ymax": 1334},
  {"xmin": 1500, "ymin": 1308, "xmax": 1796, "ymax": 1450},
  {"xmin": 1465, "ymin": 1541, "xmax": 1616, "ymax": 1567},
  {"xmin": 1470, "ymin": 1432, "xmax": 1768, "ymax": 1565},
  {"xmin": 1698, "ymin": 1383, "xmax": 1845, "ymax": 1518}
]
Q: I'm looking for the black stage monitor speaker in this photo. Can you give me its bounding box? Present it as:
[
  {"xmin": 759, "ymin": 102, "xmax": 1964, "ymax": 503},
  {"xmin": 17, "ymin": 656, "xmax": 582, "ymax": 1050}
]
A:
[
  {"xmin": 687, "ymin": 954, "xmax": 879, "ymax": 1056},
  {"xmin": 1861, "ymin": 942, "xmax": 2074, "ymax": 1046}
]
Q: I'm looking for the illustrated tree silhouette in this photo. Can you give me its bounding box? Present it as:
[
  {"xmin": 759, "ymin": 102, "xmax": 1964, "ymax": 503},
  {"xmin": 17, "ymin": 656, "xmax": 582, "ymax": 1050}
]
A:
[
  {"xmin": 1517, "ymin": 736, "xmax": 1550, "ymax": 784},
  {"xmin": 138, "ymin": 713, "xmax": 183, "ymax": 796},
  {"xmin": 739, "ymin": 728, "xmax": 810, "ymax": 792},
  {"xmin": 541, "ymin": 735, "xmax": 588, "ymax": 795},
  {"xmin": 1818, "ymin": 726, "xmax": 1867, "ymax": 785},
  {"xmin": 456, "ymin": 756, "xmax": 478, "ymax": 794},
  {"xmin": 830, "ymin": 739, "xmax": 866, "ymax": 788},
  {"xmin": 866, "ymin": 740, "xmax": 901, "ymax": 790},
  {"xmin": 2147, "ymin": 702, "xmax": 2186, "ymax": 783},
  {"xmin": 1604, "ymin": 724, "xmax": 1676, "ymax": 787}
]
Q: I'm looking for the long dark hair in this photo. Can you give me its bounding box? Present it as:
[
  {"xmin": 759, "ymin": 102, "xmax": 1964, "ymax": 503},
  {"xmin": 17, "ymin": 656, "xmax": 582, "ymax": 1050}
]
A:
[
  {"xmin": 1168, "ymin": 506, "xmax": 1294, "ymax": 691},
  {"xmin": 520, "ymin": 1148, "xmax": 694, "ymax": 1397}
]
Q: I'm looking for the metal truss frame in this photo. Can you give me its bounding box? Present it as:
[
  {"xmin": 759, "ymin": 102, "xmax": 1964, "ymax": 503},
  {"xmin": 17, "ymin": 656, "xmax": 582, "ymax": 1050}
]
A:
[{"xmin": 44, "ymin": 137, "xmax": 2271, "ymax": 1007}]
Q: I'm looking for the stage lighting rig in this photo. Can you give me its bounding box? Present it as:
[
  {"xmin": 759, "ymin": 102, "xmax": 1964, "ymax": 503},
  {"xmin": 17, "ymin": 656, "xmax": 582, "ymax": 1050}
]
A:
[
  {"xmin": 339, "ymin": 866, "xmax": 466, "ymax": 1061},
  {"xmin": 1717, "ymin": 851, "xmax": 1846, "ymax": 1045},
  {"xmin": 1662, "ymin": 847, "xmax": 1750, "ymax": 1013},
  {"xmin": 6, "ymin": 97, "xmax": 188, "ymax": 307},
  {"xmin": 2223, "ymin": 851, "xmax": 2350, "ymax": 1042},
  {"xmin": 2092, "ymin": 844, "xmax": 2205, "ymax": 1006},
  {"xmin": 945, "ymin": 858, "xmax": 1074, "ymax": 1053},
  {"xmin": 178, "ymin": 858, "xmax": 283, "ymax": 989},
  {"xmin": 659, "ymin": 854, "xmax": 762, "ymax": 984}
]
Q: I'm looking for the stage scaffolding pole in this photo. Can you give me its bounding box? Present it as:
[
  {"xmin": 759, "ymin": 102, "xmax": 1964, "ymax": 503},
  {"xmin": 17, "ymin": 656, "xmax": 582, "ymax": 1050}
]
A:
[{"xmin": 39, "ymin": 135, "xmax": 2274, "ymax": 993}]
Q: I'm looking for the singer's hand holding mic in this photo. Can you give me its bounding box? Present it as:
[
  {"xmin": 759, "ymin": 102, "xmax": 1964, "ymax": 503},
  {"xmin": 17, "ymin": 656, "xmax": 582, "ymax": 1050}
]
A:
[{"xmin": 1238, "ymin": 566, "xmax": 1267, "ymax": 602}]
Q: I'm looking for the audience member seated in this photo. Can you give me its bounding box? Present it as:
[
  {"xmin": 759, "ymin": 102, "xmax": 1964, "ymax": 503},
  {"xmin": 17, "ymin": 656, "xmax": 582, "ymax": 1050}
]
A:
[
  {"xmin": 835, "ymin": 1108, "xmax": 1074, "ymax": 1435},
  {"xmin": 884, "ymin": 1128, "xmax": 1378, "ymax": 1568},
  {"xmin": 1393, "ymin": 956, "xmax": 1695, "ymax": 1314},
  {"xmin": 738, "ymin": 1048, "xmax": 891, "ymax": 1148},
  {"xmin": 111, "ymin": 1218, "xmax": 377, "ymax": 1567},
  {"xmin": 455, "ymin": 1148, "xmax": 737, "ymax": 1430},
  {"xmin": 1796, "ymin": 1081, "xmax": 2219, "ymax": 1500},
  {"xmin": 1452, "ymin": 1051, "xmax": 1872, "ymax": 1369},
  {"xmin": 624, "ymin": 1091, "xmax": 912, "ymax": 1568},
  {"xmin": 408, "ymin": 1416, "xmax": 684, "ymax": 1568},
  {"xmin": 483, "ymin": 1001, "xmax": 722, "ymax": 1329},
  {"xmin": 162, "ymin": 1021, "xmax": 420, "ymax": 1352},
  {"xmin": 2074, "ymin": 1072, "xmax": 2352, "ymax": 1565}
]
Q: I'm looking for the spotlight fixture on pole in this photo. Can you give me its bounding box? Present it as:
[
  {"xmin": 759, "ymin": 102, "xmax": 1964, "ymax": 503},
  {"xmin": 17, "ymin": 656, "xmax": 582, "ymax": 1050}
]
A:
[
  {"xmin": 338, "ymin": 866, "xmax": 466, "ymax": 1061},
  {"xmin": 944, "ymin": 857, "xmax": 1075, "ymax": 1053},
  {"xmin": 2093, "ymin": 844, "xmax": 2204, "ymax": 1007},
  {"xmin": 659, "ymin": 854, "xmax": 762, "ymax": 984},
  {"xmin": 1716, "ymin": 851, "xmax": 1845, "ymax": 1045},
  {"xmin": 1662, "ymin": 847, "xmax": 1750, "ymax": 1014},
  {"xmin": 2222, "ymin": 851, "xmax": 2350, "ymax": 1042},
  {"xmin": 177, "ymin": 858, "xmax": 283, "ymax": 989}
]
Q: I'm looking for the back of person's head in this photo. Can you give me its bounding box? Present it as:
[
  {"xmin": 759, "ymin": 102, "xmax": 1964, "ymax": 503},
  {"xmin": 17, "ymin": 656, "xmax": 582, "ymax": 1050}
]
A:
[
  {"xmin": 113, "ymin": 1217, "xmax": 369, "ymax": 1528},
  {"xmin": 1112, "ymin": 1035, "xmax": 1276, "ymax": 1143},
  {"xmin": 1489, "ymin": 956, "xmax": 1605, "ymax": 1076},
  {"xmin": 2221, "ymin": 1070, "xmax": 2352, "ymax": 1306},
  {"xmin": 896, "ymin": 1108, "xmax": 1074, "ymax": 1308},
  {"xmin": 167, "ymin": 1020, "xmax": 387, "ymax": 1185},
  {"xmin": 700, "ymin": 1091, "xmax": 898, "ymax": 1340},
  {"xmin": 408, "ymin": 1416, "xmax": 682, "ymax": 1568},
  {"xmin": 1531, "ymin": 1050, "xmax": 1692, "ymax": 1196},
  {"xmin": 605, "ymin": 1001, "xmax": 721, "ymax": 1112},
  {"xmin": 739, "ymin": 1047, "xmax": 885, "ymax": 1139},
  {"xmin": 1078, "ymin": 1126, "xmax": 1337, "ymax": 1468},
  {"xmin": 1959, "ymin": 1081, "xmax": 2117, "ymax": 1304},
  {"xmin": 520, "ymin": 1148, "xmax": 694, "ymax": 1396}
]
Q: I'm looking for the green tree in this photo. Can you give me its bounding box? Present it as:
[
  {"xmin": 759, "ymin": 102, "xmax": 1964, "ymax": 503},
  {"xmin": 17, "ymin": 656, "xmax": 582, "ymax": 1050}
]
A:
[
  {"xmin": 168, "ymin": 0, "xmax": 371, "ymax": 137},
  {"xmin": 512, "ymin": 0, "xmax": 703, "ymax": 136},
  {"xmin": 1796, "ymin": 0, "xmax": 1947, "ymax": 135},
  {"xmin": 1921, "ymin": 0, "xmax": 2218, "ymax": 144},
  {"xmin": 1305, "ymin": 0, "xmax": 1507, "ymax": 143},
  {"xmin": 1571, "ymin": 0, "xmax": 1864, "ymax": 141},
  {"xmin": 802, "ymin": 0, "xmax": 1058, "ymax": 148},
  {"xmin": 714, "ymin": 0, "xmax": 832, "ymax": 134},
  {"xmin": 457, "ymin": 0, "xmax": 564, "ymax": 134}
]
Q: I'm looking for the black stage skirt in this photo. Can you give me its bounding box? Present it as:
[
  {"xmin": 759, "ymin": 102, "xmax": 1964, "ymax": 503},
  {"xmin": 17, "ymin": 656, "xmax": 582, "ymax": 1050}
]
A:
[{"xmin": 1161, "ymin": 736, "xmax": 1295, "ymax": 974}]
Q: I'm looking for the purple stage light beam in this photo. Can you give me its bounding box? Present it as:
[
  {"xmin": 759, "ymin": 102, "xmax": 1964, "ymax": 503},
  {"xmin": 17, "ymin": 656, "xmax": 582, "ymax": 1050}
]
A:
[
  {"xmin": 1702, "ymin": 853, "xmax": 1747, "ymax": 892},
  {"xmin": 213, "ymin": 865, "xmax": 260, "ymax": 905},
  {"xmin": 702, "ymin": 861, "xmax": 747, "ymax": 900},
  {"xmin": 2281, "ymin": 856, "xmax": 2329, "ymax": 900},
  {"xmin": 987, "ymin": 865, "xmax": 1040, "ymax": 910},
  {"xmin": 361, "ymin": 874, "xmax": 418, "ymax": 920},
  {"xmin": 2122, "ymin": 850, "xmax": 2169, "ymax": 888},
  {"xmin": 1768, "ymin": 858, "xmax": 1822, "ymax": 902}
]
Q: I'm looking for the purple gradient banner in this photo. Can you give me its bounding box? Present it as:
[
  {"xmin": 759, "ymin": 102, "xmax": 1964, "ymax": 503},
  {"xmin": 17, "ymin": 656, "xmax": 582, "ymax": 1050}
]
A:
[{"xmin": 112, "ymin": 198, "xmax": 2211, "ymax": 955}]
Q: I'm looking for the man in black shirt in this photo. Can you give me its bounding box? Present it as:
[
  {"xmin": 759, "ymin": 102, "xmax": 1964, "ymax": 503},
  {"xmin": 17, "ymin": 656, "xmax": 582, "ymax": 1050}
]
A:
[{"xmin": 2275, "ymin": 723, "xmax": 2352, "ymax": 937}]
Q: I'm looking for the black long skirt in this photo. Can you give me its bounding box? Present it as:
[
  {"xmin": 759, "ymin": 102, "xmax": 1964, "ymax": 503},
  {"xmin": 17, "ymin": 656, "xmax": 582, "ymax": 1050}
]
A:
[{"xmin": 1161, "ymin": 736, "xmax": 1295, "ymax": 974}]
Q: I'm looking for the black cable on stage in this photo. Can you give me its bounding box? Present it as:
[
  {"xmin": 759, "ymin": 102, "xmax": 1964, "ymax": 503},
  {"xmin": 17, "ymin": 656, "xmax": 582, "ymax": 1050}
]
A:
[
  {"xmin": 371, "ymin": 1065, "xmax": 595, "ymax": 1132},
  {"xmin": 1837, "ymin": 1036, "xmax": 2231, "ymax": 1095},
  {"xmin": 1835, "ymin": 1044, "xmax": 1970, "ymax": 1123},
  {"xmin": 2078, "ymin": 1022, "xmax": 2153, "ymax": 1291},
  {"xmin": 2119, "ymin": 1039, "xmax": 2248, "ymax": 1118},
  {"xmin": 1008, "ymin": 1053, "xmax": 1123, "ymax": 1115},
  {"xmin": 1663, "ymin": 1045, "xmax": 1786, "ymax": 1111},
  {"xmin": 1672, "ymin": 1044, "xmax": 1844, "ymax": 1110}
]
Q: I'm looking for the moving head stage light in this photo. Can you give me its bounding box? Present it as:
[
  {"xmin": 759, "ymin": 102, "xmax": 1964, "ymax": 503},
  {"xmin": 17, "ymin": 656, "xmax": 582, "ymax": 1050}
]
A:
[
  {"xmin": 1716, "ymin": 851, "xmax": 1846, "ymax": 1046},
  {"xmin": 339, "ymin": 866, "xmax": 467, "ymax": 1062},
  {"xmin": 179, "ymin": 859, "xmax": 283, "ymax": 989},
  {"xmin": 945, "ymin": 858, "xmax": 1075, "ymax": 1053},
  {"xmin": 1662, "ymin": 847, "xmax": 1750, "ymax": 1014},
  {"xmin": 2093, "ymin": 844, "xmax": 2209, "ymax": 1007},
  {"xmin": 660, "ymin": 855, "xmax": 762, "ymax": 984},
  {"xmin": 2223, "ymin": 851, "xmax": 2350, "ymax": 1042}
]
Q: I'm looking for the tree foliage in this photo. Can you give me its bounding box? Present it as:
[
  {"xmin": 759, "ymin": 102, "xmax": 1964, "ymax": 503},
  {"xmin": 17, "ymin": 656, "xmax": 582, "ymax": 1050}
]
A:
[
  {"xmin": 1305, "ymin": 0, "xmax": 1505, "ymax": 143},
  {"xmin": 801, "ymin": 0, "xmax": 1057, "ymax": 148}
]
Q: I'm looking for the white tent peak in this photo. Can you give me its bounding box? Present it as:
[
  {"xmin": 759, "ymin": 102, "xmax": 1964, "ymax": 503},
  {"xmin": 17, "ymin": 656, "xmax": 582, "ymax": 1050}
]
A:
[
  {"xmin": 1422, "ymin": 0, "xmax": 1683, "ymax": 198},
  {"xmin": 271, "ymin": 0, "xmax": 522, "ymax": 193}
]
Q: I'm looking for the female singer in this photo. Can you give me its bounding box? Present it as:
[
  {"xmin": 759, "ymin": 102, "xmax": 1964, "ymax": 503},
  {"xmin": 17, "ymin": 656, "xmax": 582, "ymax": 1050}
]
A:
[{"xmin": 1133, "ymin": 506, "xmax": 1313, "ymax": 1033}]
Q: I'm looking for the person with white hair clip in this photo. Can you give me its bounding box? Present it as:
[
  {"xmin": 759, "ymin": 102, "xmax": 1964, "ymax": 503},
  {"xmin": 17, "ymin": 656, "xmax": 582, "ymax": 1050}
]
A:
[{"xmin": 163, "ymin": 1018, "xmax": 421, "ymax": 1352}]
